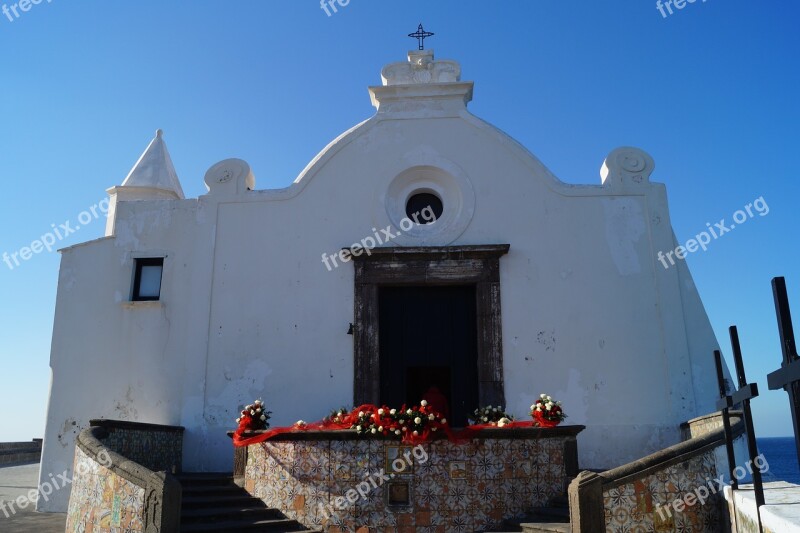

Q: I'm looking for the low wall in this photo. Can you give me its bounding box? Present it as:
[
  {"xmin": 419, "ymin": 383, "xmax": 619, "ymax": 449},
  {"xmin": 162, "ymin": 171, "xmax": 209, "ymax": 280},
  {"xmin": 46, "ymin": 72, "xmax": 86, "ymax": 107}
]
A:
[
  {"xmin": 67, "ymin": 421, "xmax": 183, "ymax": 533},
  {"xmin": 569, "ymin": 412, "xmax": 744, "ymax": 532},
  {"xmin": 241, "ymin": 426, "xmax": 584, "ymax": 532},
  {"xmin": 600, "ymin": 447, "xmax": 722, "ymax": 531},
  {"xmin": 680, "ymin": 410, "xmax": 743, "ymax": 440},
  {"xmin": 724, "ymin": 481, "xmax": 800, "ymax": 533},
  {"xmin": 68, "ymin": 445, "xmax": 148, "ymax": 531},
  {"xmin": 89, "ymin": 419, "xmax": 184, "ymax": 473},
  {"xmin": 0, "ymin": 439, "xmax": 42, "ymax": 465}
]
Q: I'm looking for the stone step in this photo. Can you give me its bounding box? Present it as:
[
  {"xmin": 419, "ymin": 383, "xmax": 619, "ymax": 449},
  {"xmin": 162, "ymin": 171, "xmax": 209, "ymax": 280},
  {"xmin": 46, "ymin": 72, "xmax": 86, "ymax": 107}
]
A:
[
  {"xmin": 182, "ymin": 506, "xmax": 285, "ymax": 524},
  {"xmin": 181, "ymin": 484, "xmax": 244, "ymax": 496},
  {"xmin": 498, "ymin": 492, "xmax": 572, "ymax": 533},
  {"xmin": 528, "ymin": 506, "xmax": 570, "ymax": 520},
  {"xmin": 180, "ymin": 517, "xmax": 317, "ymax": 532},
  {"xmin": 176, "ymin": 472, "xmax": 236, "ymax": 486},
  {"xmin": 519, "ymin": 523, "xmax": 571, "ymax": 533},
  {"xmin": 181, "ymin": 493, "xmax": 267, "ymax": 510},
  {"xmin": 504, "ymin": 508, "xmax": 569, "ymax": 527},
  {"xmin": 178, "ymin": 473, "xmax": 316, "ymax": 533}
]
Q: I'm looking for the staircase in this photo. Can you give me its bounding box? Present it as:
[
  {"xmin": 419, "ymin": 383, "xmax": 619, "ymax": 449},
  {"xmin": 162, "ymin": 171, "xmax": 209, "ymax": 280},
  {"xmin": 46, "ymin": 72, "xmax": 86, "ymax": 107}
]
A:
[
  {"xmin": 491, "ymin": 494, "xmax": 571, "ymax": 533},
  {"xmin": 177, "ymin": 473, "xmax": 320, "ymax": 532}
]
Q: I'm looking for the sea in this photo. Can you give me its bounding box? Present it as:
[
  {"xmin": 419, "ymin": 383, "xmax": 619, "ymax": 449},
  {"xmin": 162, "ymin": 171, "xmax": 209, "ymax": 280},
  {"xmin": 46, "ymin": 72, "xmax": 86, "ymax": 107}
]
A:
[{"xmin": 757, "ymin": 437, "xmax": 800, "ymax": 484}]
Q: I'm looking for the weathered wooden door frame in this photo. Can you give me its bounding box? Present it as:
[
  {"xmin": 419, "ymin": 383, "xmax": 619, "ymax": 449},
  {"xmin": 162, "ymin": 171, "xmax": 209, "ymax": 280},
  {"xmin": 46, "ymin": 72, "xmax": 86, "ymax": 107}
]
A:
[{"xmin": 351, "ymin": 245, "xmax": 510, "ymax": 408}]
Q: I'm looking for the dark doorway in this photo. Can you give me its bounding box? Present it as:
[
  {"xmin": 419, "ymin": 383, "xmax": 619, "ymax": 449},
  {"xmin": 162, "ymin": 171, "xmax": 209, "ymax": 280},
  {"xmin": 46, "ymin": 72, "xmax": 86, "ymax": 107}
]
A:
[{"xmin": 378, "ymin": 285, "xmax": 478, "ymax": 427}]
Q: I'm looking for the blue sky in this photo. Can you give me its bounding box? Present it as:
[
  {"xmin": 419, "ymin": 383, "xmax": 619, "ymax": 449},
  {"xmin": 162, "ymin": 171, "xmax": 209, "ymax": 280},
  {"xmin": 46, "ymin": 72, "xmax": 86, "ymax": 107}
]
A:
[{"xmin": 0, "ymin": 1, "xmax": 797, "ymax": 442}]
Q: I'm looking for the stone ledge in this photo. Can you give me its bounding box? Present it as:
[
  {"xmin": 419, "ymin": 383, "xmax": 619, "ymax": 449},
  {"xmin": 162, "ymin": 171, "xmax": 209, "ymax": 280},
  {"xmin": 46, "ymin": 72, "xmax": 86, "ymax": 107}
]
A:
[
  {"xmin": 0, "ymin": 440, "xmax": 42, "ymax": 452},
  {"xmin": 90, "ymin": 419, "xmax": 185, "ymax": 433},
  {"xmin": 680, "ymin": 409, "xmax": 743, "ymax": 430},
  {"xmin": 349, "ymin": 244, "xmax": 511, "ymax": 262},
  {"xmin": 600, "ymin": 413, "xmax": 744, "ymax": 489},
  {"xmin": 228, "ymin": 424, "xmax": 585, "ymax": 442},
  {"xmin": 76, "ymin": 427, "xmax": 166, "ymax": 489},
  {"xmin": 0, "ymin": 440, "xmax": 43, "ymax": 465}
]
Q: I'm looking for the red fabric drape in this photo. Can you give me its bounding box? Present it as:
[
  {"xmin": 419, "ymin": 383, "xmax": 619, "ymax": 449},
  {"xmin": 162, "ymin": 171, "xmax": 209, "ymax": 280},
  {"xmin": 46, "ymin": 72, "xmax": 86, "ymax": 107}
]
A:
[{"xmin": 232, "ymin": 405, "xmax": 544, "ymax": 447}]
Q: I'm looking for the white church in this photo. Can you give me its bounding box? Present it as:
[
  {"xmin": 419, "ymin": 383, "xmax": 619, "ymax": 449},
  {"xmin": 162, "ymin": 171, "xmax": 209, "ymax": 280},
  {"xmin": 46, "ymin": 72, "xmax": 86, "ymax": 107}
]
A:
[{"xmin": 38, "ymin": 47, "xmax": 725, "ymax": 513}]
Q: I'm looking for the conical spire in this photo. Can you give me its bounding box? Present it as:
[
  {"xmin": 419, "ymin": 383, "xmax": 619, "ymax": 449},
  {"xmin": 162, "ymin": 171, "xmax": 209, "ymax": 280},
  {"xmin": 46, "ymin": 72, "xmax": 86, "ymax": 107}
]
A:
[{"xmin": 120, "ymin": 129, "xmax": 184, "ymax": 199}]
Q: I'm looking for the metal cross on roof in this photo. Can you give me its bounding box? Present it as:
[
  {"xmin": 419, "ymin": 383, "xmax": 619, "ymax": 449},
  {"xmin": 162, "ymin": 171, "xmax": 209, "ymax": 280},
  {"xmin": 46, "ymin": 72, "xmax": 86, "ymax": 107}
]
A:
[{"xmin": 408, "ymin": 24, "xmax": 434, "ymax": 50}]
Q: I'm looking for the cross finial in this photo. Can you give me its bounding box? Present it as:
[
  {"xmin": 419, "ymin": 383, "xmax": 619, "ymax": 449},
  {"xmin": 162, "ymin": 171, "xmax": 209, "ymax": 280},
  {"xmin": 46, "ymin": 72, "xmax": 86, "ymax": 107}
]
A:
[{"xmin": 408, "ymin": 23, "xmax": 434, "ymax": 51}]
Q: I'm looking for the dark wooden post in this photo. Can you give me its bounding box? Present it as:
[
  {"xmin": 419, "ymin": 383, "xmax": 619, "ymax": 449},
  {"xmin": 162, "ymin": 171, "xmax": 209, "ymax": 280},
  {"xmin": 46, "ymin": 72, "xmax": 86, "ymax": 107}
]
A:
[{"xmin": 767, "ymin": 277, "xmax": 800, "ymax": 468}]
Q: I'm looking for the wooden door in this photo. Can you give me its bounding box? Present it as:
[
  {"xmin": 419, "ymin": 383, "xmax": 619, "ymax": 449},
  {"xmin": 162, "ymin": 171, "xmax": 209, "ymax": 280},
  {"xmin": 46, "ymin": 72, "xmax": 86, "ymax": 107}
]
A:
[{"xmin": 378, "ymin": 285, "xmax": 478, "ymax": 427}]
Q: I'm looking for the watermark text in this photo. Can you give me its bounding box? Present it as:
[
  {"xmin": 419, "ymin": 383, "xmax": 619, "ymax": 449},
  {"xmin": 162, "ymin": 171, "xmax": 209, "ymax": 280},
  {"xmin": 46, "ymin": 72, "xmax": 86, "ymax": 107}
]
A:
[
  {"xmin": 0, "ymin": 449, "xmax": 112, "ymax": 519},
  {"xmin": 321, "ymin": 206, "xmax": 437, "ymax": 271},
  {"xmin": 2, "ymin": 198, "xmax": 109, "ymax": 271},
  {"xmin": 655, "ymin": 454, "xmax": 769, "ymax": 520},
  {"xmin": 657, "ymin": 196, "xmax": 768, "ymax": 270},
  {"xmin": 2, "ymin": 0, "xmax": 53, "ymax": 24}
]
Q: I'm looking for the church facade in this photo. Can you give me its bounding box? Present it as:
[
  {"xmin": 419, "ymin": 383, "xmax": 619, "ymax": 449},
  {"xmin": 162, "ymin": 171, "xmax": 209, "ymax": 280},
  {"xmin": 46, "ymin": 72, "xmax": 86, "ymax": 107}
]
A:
[{"xmin": 39, "ymin": 49, "xmax": 725, "ymax": 512}]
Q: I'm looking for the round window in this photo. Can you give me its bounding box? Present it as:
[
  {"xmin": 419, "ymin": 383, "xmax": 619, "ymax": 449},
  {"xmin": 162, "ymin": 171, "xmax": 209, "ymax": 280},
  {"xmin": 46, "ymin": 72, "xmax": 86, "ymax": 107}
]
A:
[{"xmin": 405, "ymin": 192, "xmax": 443, "ymax": 224}]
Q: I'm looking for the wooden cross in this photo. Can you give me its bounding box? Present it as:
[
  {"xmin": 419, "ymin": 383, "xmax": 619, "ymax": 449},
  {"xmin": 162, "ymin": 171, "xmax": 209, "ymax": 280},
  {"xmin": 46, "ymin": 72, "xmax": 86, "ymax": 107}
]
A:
[
  {"xmin": 408, "ymin": 24, "xmax": 434, "ymax": 51},
  {"xmin": 767, "ymin": 276, "xmax": 800, "ymax": 466},
  {"xmin": 728, "ymin": 327, "xmax": 765, "ymax": 517},
  {"xmin": 714, "ymin": 330, "xmax": 765, "ymax": 533},
  {"xmin": 714, "ymin": 349, "xmax": 741, "ymax": 491}
]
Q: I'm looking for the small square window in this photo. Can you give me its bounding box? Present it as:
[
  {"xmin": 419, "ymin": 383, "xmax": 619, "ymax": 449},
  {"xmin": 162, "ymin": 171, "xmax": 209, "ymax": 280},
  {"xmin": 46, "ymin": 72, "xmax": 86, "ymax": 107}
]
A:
[{"xmin": 132, "ymin": 258, "xmax": 164, "ymax": 301}]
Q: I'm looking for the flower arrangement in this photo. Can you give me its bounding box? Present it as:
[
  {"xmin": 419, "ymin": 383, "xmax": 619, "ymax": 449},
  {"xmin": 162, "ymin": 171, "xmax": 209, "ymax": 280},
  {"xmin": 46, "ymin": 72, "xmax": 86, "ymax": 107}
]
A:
[
  {"xmin": 231, "ymin": 393, "xmax": 569, "ymax": 449},
  {"xmin": 325, "ymin": 407, "xmax": 350, "ymax": 425},
  {"xmin": 351, "ymin": 400, "xmax": 448, "ymax": 440},
  {"xmin": 530, "ymin": 394, "xmax": 566, "ymax": 427},
  {"xmin": 468, "ymin": 405, "xmax": 515, "ymax": 426},
  {"xmin": 235, "ymin": 399, "xmax": 271, "ymax": 431}
]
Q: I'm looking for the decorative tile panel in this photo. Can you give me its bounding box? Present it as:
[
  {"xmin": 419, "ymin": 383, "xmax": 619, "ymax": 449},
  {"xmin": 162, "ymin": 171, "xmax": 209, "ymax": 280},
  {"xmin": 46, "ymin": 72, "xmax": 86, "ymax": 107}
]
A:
[
  {"xmin": 602, "ymin": 448, "xmax": 723, "ymax": 533},
  {"xmin": 66, "ymin": 446, "xmax": 146, "ymax": 533},
  {"xmin": 244, "ymin": 432, "xmax": 576, "ymax": 532},
  {"xmin": 93, "ymin": 423, "xmax": 183, "ymax": 473}
]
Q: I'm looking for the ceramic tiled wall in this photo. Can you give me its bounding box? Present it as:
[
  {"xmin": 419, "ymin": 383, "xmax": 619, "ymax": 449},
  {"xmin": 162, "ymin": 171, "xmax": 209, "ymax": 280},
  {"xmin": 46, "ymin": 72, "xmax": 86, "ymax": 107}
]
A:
[
  {"xmin": 245, "ymin": 436, "xmax": 572, "ymax": 532},
  {"xmin": 100, "ymin": 426, "xmax": 182, "ymax": 473},
  {"xmin": 66, "ymin": 446, "xmax": 146, "ymax": 533},
  {"xmin": 602, "ymin": 449, "xmax": 723, "ymax": 533}
]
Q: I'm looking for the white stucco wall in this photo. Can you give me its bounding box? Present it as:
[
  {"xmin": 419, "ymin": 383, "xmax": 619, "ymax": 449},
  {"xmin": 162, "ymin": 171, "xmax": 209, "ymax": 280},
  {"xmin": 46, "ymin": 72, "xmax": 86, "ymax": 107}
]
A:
[{"xmin": 38, "ymin": 52, "xmax": 726, "ymax": 512}]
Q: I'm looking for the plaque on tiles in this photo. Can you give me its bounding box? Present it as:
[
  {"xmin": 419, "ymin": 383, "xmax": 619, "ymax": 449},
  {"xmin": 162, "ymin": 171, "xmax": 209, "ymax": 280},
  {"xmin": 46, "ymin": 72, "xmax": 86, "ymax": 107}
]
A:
[
  {"xmin": 385, "ymin": 444, "xmax": 415, "ymax": 475},
  {"xmin": 386, "ymin": 481, "xmax": 411, "ymax": 507},
  {"xmin": 449, "ymin": 460, "xmax": 467, "ymax": 479}
]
